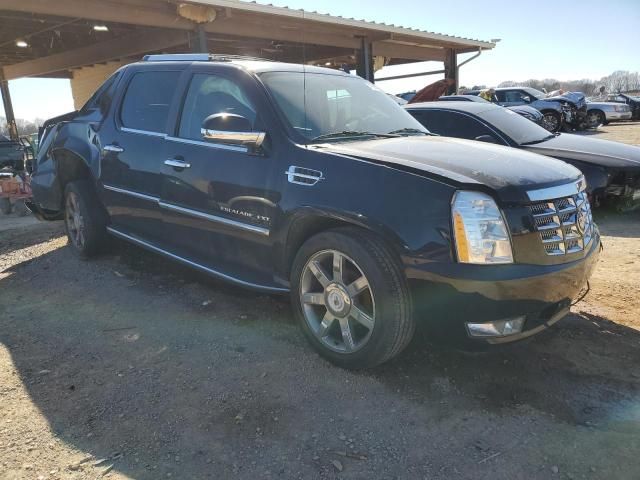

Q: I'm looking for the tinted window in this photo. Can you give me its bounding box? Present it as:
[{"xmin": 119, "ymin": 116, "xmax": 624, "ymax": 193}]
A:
[
  {"xmin": 178, "ymin": 74, "xmax": 256, "ymax": 140},
  {"xmin": 120, "ymin": 71, "xmax": 181, "ymax": 133},
  {"xmin": 410, "ymin": 110, "xmax": 495, "ymax": 140}
]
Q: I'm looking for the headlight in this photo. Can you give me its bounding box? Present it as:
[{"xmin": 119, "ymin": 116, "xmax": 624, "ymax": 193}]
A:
[
  {"xmin": 452, "ymin": 191, "xmax": 514, "ymax": 264},
  {"xmin": 614, "ymin": 105, "xmax": 628, "ymax": 112}
]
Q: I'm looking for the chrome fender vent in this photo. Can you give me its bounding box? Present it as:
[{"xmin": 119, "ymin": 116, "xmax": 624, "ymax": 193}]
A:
[{"xmin": 285, "ymin": 166, "xmax": 324, "ymax": 186}]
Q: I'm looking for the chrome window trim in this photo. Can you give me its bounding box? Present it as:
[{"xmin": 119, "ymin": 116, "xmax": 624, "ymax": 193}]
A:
[
  {"xmin": 102, "ymin": 184, "xmax": 269, "ymax": 235},
  {"xmin": 527, "ymin": 178, "xmax": 586, "ymax": 202},
  {"xmin": 102, "ymin": 184, "xmax": 159, "ymax": 203},
  {"xmin": 121, "ymin": 127, "xmax": 167, "ymax": 138},
  {"xmin": 158, "ymin": 201, "xmax": 269, "ymax": 236},
  {"xmin": 106, "ymin": 227, "xmax": 288, "ymax": 293},
  {"xmin": 166, "ymin": 136, "xmax": 249, "ymax": 153}
]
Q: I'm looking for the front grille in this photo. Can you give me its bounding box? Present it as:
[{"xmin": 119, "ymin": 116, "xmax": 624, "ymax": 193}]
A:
[{"xmin": 529, "ymin": 191, "xmax": 594, "ymax": 256}]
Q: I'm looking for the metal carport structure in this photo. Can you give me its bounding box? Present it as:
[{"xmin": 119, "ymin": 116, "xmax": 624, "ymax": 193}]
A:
[{"xmin": 0, "ymin": 0, "xmax": 496, "ymax": 140}]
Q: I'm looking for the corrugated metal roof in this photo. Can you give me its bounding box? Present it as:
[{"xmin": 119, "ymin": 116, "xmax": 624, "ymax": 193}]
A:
[{"xmin": 191, "ymin": 0, "xmax": 496, "ymax": 49}]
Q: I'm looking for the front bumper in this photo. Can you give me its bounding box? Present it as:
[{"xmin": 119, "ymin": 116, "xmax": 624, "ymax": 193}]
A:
[
  {"xmin": 604, "ymin": 111, "xmax": 632, "ymax": 121},
  {"xmin": 406, "ymin": 230, "xmax": 601, "ymax": 343}
]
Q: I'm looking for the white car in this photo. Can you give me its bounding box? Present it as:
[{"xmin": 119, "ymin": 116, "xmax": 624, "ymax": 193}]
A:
[{"xmin": 586, "ymin": 101, "xmax": 632, "ymax": 126}]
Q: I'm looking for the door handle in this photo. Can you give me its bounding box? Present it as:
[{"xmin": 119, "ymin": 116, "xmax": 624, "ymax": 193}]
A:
[
  {"xmin": 164, "ymin": 159, "xmax": 191, "ymax": 169},
  {"xmin": 103, "ymin": 144, "xmax": 124, "ymax": 153}
]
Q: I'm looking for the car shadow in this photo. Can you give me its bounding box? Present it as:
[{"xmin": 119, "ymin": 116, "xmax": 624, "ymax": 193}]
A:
[{"xmin": 1, "ymin": 236, "xmax": 638, "ymax": 478}]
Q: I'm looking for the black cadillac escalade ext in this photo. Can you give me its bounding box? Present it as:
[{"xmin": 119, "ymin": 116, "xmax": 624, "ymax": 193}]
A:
[{"xmin": 29, "ymin": 54, "xmax": 600, "ymax": 369}]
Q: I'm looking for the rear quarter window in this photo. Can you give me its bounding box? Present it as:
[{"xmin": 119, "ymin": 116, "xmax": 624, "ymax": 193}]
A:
[{"xmin": 120, "ymin": 71, "xmax": 181, "ymax": 133}]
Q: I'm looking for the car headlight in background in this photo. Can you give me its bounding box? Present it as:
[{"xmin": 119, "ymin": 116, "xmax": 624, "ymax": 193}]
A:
[
  {"xmin": 614, "ymin": 104, "xmax": 629, "ymax": 112},
  {"xmin": 452, "ymin": 191, "xmax": 514, "ymax": 264}
]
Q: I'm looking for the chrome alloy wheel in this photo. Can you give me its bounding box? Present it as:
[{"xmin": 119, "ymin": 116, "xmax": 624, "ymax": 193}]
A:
[
  {"xmin": 542, "ymin": 112, "xmax": 560, "ymax": 132},
  {"xmin": 300, "ymin": 249, "xmax": 375, "ymax": 353},
  {"xmin": 65, "ymin": 191, "xmax": 85, "ymax": 249}
]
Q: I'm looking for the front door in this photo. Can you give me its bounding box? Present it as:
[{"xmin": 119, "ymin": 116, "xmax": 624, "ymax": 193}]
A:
[{"xmin": 160, "ymin": 69, "xmax": 281, "ymax": 284}]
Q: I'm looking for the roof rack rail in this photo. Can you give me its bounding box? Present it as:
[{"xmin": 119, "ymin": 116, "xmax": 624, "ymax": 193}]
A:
[{"xmin": 143, "ymin": 53, "xmax": 275, "ymax": 63}]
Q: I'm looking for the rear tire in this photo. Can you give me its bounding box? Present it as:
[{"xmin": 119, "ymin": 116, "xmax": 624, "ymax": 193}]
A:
[
  {"xmin": 290, "ymin": 227, "xmax": 415, "ymax": 369},
  {"xmin": 63, "ymin": 180, "xmax": 108, "ymax": 259},
  {"xmin": 0, "ymin": 198, "xmax": 11, "ymax": 215}
]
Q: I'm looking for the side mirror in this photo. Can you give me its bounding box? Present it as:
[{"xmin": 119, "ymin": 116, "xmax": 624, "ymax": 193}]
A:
[
  {"xmin": 522, "ymin": 96, "xmax": 531, "ymax": 103},
  {"xmin": 474, "ymin": 134, "xmax": 498, "ymax": 144},
  {"xmin": 201, "ymin": 113, "xmax": 265, "ymax": 148}
]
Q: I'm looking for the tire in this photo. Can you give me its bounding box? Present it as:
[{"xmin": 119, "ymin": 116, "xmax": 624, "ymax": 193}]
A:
[
  {"xmin": 13, "ymin": 199, "xmax": 29, "ymax": 217},
  {"xmin": 586, "ymin": 110, "xmax": 605, "ymax": 128},
  {"xmin": 290, "ymin": 227, "xmax": 415, "ymax": 369},
  {"xmin": 63, "ymin": 179, "xmax": 108, "ymax": 259},
  {"xmin": 0, "ymin": 197, "xmax": 11, "ymax": 215},
  {"xmin": 541, "ymin": 111, "xmax": 562, "ymax": 132}
]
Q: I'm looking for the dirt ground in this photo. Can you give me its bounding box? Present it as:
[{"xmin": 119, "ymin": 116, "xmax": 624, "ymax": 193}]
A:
[
  {"xmin": 1, "ymin": 122, "xmax": 640, "ymax": 479},
  {"xmin": 0, "ymin": 208, "xmax": 638, "ymax": 480},
  {"xmin": 575, "ymin": 120, "xmax": 640, "ymax": 145}
]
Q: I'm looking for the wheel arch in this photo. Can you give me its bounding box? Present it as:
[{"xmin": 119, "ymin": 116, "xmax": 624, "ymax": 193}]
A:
[{"xmin": 276, "ymin": 208, "xmax": 408, "ymax": 280}]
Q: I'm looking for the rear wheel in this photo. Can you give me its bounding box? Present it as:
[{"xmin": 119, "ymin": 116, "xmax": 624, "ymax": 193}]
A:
[
  {"xmin": 541, "ymin": 111, "xmax": 561, "ymax": 132},
  {"xmin": 291, "ymin": 228, "xmax": 415, "ymax": 369},
  {"xmin": 0, "ymin": 197, "xmax": 11, "ymax": 215},
  {"xmin": 64, "ymin": 180, "xmax": 108, "ymax": 258}
]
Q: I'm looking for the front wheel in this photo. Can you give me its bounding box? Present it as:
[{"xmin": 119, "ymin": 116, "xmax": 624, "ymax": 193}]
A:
[
  {"xmin": 586, "ymin": 110, "xmax": 605, "ymax": 128},
  {"xmin": 64, "ymin": 180, "xmax": 108, "ymax": 258},
  {"xmin": 541, "ymin": 111, "xmax": 562, "ymax": 132},
  {"xmin": 290, "ymin": 228, "xmax": 415, "ymax": 369}
]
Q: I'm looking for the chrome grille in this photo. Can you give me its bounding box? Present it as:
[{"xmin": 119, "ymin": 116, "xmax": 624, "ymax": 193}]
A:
[{"xmin": 529, "ymin": 191, "xmax": 594, "ymax": 256}]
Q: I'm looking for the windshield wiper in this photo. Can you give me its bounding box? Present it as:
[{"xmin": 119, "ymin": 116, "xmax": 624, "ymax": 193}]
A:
[
  {"xmin": 387, "ymin": 128, "xmax": 430, "ymax": 136},
  {"xmin": 520, "ymin": 134, "xmax": 556, "ymax": 146},
  {"xmin": 310, "ymin": 131, "xmax": 399, "ymax": 143}
]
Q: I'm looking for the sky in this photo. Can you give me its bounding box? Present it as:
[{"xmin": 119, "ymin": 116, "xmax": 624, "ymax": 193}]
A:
[{"xmin": 2, "ymin": 0, "xmax": 639, "ymax": 122}]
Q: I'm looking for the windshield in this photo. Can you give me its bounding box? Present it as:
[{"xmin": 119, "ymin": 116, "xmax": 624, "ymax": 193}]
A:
[
  {"xmin": 259, "ymin": 71, "xmax": 428, "ymax": 142},
  {"xmin": 479, "ymin": 107, "xmax": 554, "ymax": 145},
  {"xmin": 522, "ymin": 87, "xmax": 546, "ymax": 100}
]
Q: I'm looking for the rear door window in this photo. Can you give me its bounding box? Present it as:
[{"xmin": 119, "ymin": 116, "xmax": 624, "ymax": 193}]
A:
[{"xmin": 120, "ymin": 71, "xmax": 181, "ymax": 133}]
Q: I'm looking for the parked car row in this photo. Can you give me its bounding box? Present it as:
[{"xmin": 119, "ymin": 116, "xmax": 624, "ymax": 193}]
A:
[
  {"xmin": 30, "ymin": 55, "xmax": 634, "ymax": 369},
  {"xmin": 405, "ymin": 101, "xmax": 640, "ymax": 210}
]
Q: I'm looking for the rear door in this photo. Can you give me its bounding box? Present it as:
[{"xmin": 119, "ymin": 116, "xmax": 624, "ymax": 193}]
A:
[
  {"xmin": 99, "ymin": 67, "xmax": 184, "ymax": 244},
  {"xmin": 160, "ymin": 65, "xmax": 281, "ymax": 284}
]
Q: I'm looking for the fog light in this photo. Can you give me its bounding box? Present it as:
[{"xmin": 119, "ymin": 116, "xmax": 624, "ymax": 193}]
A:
[{"xmin": 466, "ymin": 316, "xmax": 526, "ymax": 338}]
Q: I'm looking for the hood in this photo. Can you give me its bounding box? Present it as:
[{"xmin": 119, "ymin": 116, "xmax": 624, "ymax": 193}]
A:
[
  {"xmin": 545, "ymin": 91, "xmax": 586, "ymax": 107},
  {"xmin": 315, "ymin": 136, "xmax": 582, "ymax": 203},
  {"xmin": 522, "ymin": 133, "xmax": 640, "ymax": 169}
]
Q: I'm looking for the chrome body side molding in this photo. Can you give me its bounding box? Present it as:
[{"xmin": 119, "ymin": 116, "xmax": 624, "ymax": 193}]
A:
[
  {"xmin": 527, "ymin": 177, "xmax": 586, "ymax": 202},
  {"xmin": 106, "ymin": 227, "xmax": 288, "ymax": 293},
  {"xmin": 103, "ymin": 184, "xmax": 159, "ymax": 203}
]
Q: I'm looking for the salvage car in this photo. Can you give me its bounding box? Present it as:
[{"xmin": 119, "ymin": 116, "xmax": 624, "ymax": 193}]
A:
[
  {"xmin": 604, "ymin": 93, "xmax": 640, "ymax": 120},
  {"xmin": 406, "ymin": 101, "xmax": 640, "ymax": 209},
  {"xmin": 585, "ymin": 101, "xmax": 632, "ymax": 127},
  {"xmin": 0, "ymin": 134, "xmax": 28, "ymax": 171},
  {"xmin": 439, "ymin": 94, "xmax": 545, "ymax": 126},
  {"xmin": 466, "ymin": 87, "xmax": 587, "ymax": 132},
  {"xmin": 30, "ymin": 54, "xmax": 600, "ymax": 368}
]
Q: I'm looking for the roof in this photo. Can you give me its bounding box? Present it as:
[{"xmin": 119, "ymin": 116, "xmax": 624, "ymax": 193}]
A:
[
  {"xmin": 0, "ymin": 0, "xmax": 497, "ymax": 80},
  {"xmin": 194, "ymin": 1, "xmax": 496, "ymax": 49},
  {"xmin": 405, "ymin": 101, "xmax": 503, "ymax": 114}
]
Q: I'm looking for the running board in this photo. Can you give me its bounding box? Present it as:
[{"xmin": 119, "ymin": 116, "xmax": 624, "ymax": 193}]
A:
[{"xmin": 106, "ymin": 227, "xmax": 289, "ymax": 294}]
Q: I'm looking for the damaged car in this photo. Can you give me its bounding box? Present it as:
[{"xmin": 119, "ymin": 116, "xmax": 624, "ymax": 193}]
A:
[
  {"xmin": 467, "ymin": 87, "xmax": 588, "ymax": 132},
  {"xmin": 30, "ymin": 54, "xmax": 600, "ymax": 368},
  {"xmin": 406, "ymin": 101, "xmax": 640, "ymax": 209}
]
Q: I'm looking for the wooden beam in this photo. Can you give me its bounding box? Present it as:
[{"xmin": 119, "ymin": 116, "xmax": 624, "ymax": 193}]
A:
[
  {"xmin": 372, "ymin": 41, "xmax": 445, "ymax": 62},
  {"xmin": 3, "ymin": 29, "xmax": 188, "ymax": 79},
  {"xmin": 1, "ymin": 0, "xmax": 194, "ymax": 30}
]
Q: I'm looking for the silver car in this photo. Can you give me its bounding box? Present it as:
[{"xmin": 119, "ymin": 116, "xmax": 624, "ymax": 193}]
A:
[{"xmin": 586, "ymin": 101, "xmax": 632, "ymax": 126}]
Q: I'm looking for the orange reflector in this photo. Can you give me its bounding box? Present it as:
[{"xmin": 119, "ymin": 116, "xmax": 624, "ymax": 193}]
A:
[{"xmin": 453, "ymin": 212, "xmax": 470, "ymax": 262}]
